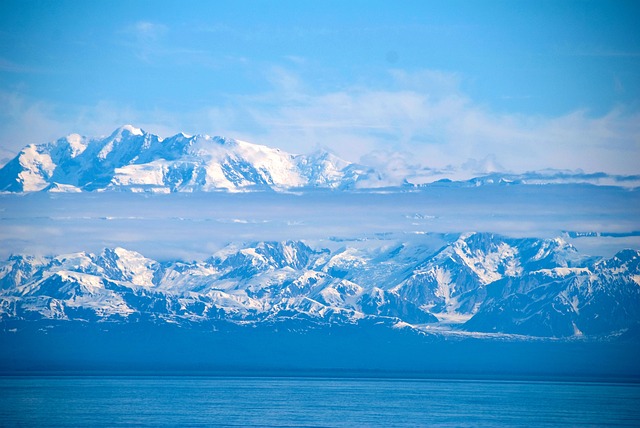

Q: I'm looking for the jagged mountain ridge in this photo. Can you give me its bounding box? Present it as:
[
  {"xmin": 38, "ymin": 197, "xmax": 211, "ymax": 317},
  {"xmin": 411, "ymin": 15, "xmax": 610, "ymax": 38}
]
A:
[
  {"xmin": 0, "ymin": 125, "xmax": 372, "ymax": 192},
  {"xmin": 1, "ymin": 233, "xmax": 638, "ymax": 338},
  {"xmin": 3, "ymin": 125, "xmax": 639, "ymax": 193}
]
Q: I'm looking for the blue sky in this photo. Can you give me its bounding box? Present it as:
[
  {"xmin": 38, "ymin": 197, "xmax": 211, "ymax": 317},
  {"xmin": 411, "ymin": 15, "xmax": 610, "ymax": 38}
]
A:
[{"xmin": 1, "ymin": 0, "xmax": 639, "ymax": 175}]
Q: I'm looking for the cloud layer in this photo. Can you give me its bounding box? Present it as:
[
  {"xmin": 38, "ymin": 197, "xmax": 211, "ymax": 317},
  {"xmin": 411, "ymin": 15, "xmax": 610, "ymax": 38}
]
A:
[{"xmin": 1, "ymin": 67, "xmax": 638, "ymax": 176}]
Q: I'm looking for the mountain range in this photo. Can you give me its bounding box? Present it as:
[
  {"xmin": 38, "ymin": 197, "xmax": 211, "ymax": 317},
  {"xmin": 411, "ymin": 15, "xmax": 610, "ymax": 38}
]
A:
[
  {"xmin": 2, "ymin": 233, "xmax": 638, "ymax": 339},
  {"xmin": 1, "ymin": 125, "xmax": 638, "ymax": 192},
  {"xmin": 0, "ymin": 125, "xmax": 372, "ymax": 193}
]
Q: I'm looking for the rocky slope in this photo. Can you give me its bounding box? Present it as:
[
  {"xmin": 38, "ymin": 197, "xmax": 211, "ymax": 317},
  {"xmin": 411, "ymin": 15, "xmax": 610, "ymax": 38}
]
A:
[{"xmin": 2, "ymin": 233, "xmax": 638, "ymax": 338}]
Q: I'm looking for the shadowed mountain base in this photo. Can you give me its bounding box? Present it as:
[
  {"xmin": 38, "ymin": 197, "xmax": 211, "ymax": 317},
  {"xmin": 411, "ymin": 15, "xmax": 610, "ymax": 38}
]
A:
[{"xmin": 2, "ymin": 320, "xmax": 639, "ymax": 380}]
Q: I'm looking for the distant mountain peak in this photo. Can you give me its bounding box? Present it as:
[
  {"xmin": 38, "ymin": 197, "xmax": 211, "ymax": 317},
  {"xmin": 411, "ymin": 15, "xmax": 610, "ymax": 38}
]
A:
[
  {"xmin": 109, "ymin": 124, "xmax": 144, "ymax": 138},
  {"xmin": 2, "ymin": 125, "xmax": 637, "ymax": 193},
  {"xmin": 0, "ymin": 126, "xmax": 370, "ymax": 193}
]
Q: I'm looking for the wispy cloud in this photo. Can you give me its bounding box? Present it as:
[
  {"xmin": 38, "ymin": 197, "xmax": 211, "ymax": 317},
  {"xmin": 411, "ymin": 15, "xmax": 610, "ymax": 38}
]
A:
[
  {"xmin": 120, "ymin": 21, "xmax": 169, "ymax": 61},
  {"xmin": 570, "ymin": 50, "xmax": 640, "ymax": 58},
  {"xmin": 225, "ymin": 68, "xmax": 640, "ymax": 175},
  {"xmin": 201, "ymin": 77, "xmax": 636, "ymax": 176},
  {"xmin": 0, "ymin": 57, "xmax": 42, "ymax": 73},
  {"xmin": 124, "ymin": 21, "xmax": 168, "ymax": 46},
  {"xmin": 0, "ymin": 91, "xmax": 73, "ymax": 157},
  {"xmin": 0, "ymin": 92, "xmax": 177, "ymax": 161},
  {"xmin": 118, "ymin": 21, "xmax": 246, "ymax": 69},
  {"xmin": 1, "ymin": 68, "xmax": 638, "ymax": 176},
  {"xmin": 132, "ymin": 21, "xmax": 167, "ymax": 38}
]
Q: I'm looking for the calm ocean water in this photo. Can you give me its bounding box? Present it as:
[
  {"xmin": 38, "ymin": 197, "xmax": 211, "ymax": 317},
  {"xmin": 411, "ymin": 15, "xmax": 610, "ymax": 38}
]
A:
[{"xmin": 1, "ymin": 375, "xmax": 639, "ymax": 427}]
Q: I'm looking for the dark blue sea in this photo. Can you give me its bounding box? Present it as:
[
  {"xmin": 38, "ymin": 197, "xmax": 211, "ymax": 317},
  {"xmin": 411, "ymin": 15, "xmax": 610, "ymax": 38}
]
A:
[{"xmin": 1, "ymin": 375, "xmax": 639, "ymax": 427}]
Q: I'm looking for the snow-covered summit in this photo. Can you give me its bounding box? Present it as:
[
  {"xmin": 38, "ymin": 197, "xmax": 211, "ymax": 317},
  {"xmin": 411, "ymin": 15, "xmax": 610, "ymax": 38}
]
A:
[
  {"xmin": 2, "ymin": 234, "xmax": 638, "ymax": 338},
  {"xmin": 0, "ymin": 126, "xmax": 371, "ymax": 193},
  {"xmin": 3, "ymin": 126, "xmax": 636, "ymax": 192}
]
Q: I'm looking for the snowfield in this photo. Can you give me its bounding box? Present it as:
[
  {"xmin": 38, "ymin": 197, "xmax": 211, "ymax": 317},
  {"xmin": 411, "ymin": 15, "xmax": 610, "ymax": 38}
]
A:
[{"xmin": 2, "ymin": 231, "xmax": 639, "ymax": 339}]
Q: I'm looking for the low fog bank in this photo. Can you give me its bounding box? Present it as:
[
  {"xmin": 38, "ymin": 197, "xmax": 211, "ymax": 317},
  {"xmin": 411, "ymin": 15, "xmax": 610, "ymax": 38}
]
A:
[{"xmin": 0, "ymin": 185, "xmax": 638, "ymax": 261}]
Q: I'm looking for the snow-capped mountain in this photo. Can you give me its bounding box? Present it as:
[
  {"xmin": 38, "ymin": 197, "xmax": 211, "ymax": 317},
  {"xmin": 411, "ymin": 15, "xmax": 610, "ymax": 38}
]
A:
[
  {"xmin": 464, "ymin": 248, "xmax": 640, "ymax": 337},
  {"xmin": 0, "ymin": 125, "xmax": 372, "ymax": 192},
  {"xmin": 3, "ymin": 125, "xmax": 638, "ymax": 193},
  {"xmin": 2, "ymin": 233, "xmax": 638, "ymax": 338}
]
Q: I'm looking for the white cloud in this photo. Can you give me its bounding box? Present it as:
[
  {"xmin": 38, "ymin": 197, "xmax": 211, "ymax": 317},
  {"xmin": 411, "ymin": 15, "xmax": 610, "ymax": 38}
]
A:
[
  {"xmin": 118, "ymin": 21, "xmax": 244, "ymax": 69},
  {"xmin": 0, "ymin": 57, "xmax": 40, "ymax": 73},
  {"xmin": 0, "ymin": 93, "xmax": 180, "ymax": 162},
  {"xmin": 462, "ymin": 155, "xmax": 504, "ymax": 175},
  {"xmin": 1, "ymin": 68, "xmax": 638, "ymax": 176},
  {"xmin": 132, "ymin": 21, "xmax": 168, "ymax": 38},
  {"xmin": 229, "ymin": 69, "xmax": 640, "ymax": 175},
  {"xmin": 120, "ymin": 21, "xmax": 170, "ymax": 61},
  {"xmin": 0, "ymin": 92, "xmax": 73, "ymax": 160}
]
